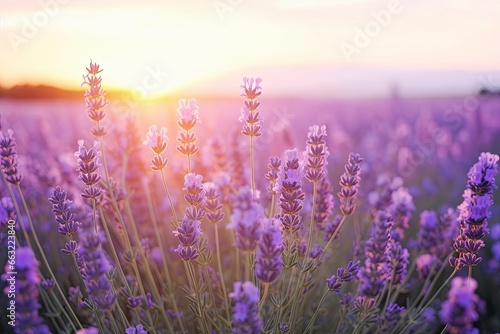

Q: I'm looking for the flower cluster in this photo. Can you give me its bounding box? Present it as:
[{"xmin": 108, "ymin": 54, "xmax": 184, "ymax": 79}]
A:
[
  {"xmin": 49, "ymin": 187, "xmax": 85, "ymax": 274},
  {"xmin": 227, "ymin": 187, "xmax": 264, "ymax": 251},
  {"xmin": 203, "ymin": 182, "xmax": 224, "ymax": 224},
  {"xmin": 239, "ymin": 77, "xmax": 263, "ymax": 137},
  {"xmin": 265, "ymin": 156, "xmax": 281, "ymax": 196},
  {"xmin": 81, "ymin": 60, "xmax": 108, "ymax": 137},
  {"xmin": 173, "ymin": 216, "xmax": 203, "ymax": 261},
  {"xmin": 315, "ymin": 177, "xmax": 335, "ymax": 231},
  {"xmin": 229, "ymin": 281, "xmax": 262, "ymax": 334},
  {"xmin": 276, "ymin": 149, "xmax": 305, "ymax": 232},
  {"xmin": 75, "ymin": 140, "xmax": 103, "ymax": 201},
  {"xmin": 450, "ymin": 152, "xmax": 499, "ymax": 269},
  {"xmin": 0, "ymin": 129, "xmax": 22, "ymax": 185},
  {"xmin": 338, "ymin": 153, "xmax": 363, "ymax": 215},
  {"xmin": 176, "ymin": 98, "xmax": 200, "ymax": 158},
  {"xmin": 440, "ymin": 277, "xmax": 481, "ymax": 334},
  {"xmin": 2, "ymin": 247, "xmax": 51, "ymax": 333},
  {"xmin": 255, "ymin": 218, "xmax": 284, "ymax": 283},
  {"xmin": 357, "ymin": 211, "xmax": 392, "ymax": 298},
  {"xmin": 144, "ymin": 125, "xmax": 169, "ymax": 171},
  {"xmin": 80, "ymin": 231, "xmax": 116, "ymax": 311},
  {"xmin": 327, "ymin": 260, "xmax": 360, "ymax": 293},
  {"xmin": 304, "ymin": 125, "xmax": 329, "ymax": 183},
  {"xmin": 125, "ymin": 324, "xmax": 148, "ymax": 334}
]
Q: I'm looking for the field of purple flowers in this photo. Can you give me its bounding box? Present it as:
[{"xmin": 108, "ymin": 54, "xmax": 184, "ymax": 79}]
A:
[{"xmin": 1, "ymin": 61, "xmax": 500, "ymax": 334}]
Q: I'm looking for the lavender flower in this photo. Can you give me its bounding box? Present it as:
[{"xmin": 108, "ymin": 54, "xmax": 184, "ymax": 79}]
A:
[
  {"xmin": 304, "ymin": 125, "xmax": 329, "ymax": 183},
  {"xmin": 203, "ymin": 182, "xmax": 224, "ymax": 224},
  {"xmin": 386, "ymin": 239, "xmax": 409, "ymax": 285},
  {"xmin": 176, "ymin": 98, "xmax": 200, "ymax": 157},
  {"xmin": 143, "ymin": 125, "xmax": 169, "ymax": 171},
  {"xmin": 388, "ymin": 186, "xmax": 415, "ymax": 241},
  {"xmin": 255, "ymin": 218, "xmax": 284, "ymax": 283},
  {"xmin": 265, "ymin": 156, "xmax": 282, "ymax": 196},
  {"xmin": 229, "ymin": 281, "xmax": 262, "ymax": 334},
  {"xmin": 183, "ymin": 173, "xmax": 206, "ymax": 207},
  {"xmin": 379, "ymin": 303, "xmax": 405, "ymax": 331},
  {"xmin": 173, "ymin": 216, "xmax": 202, "ymax": 261},
  {"xmin": 239, "ymin": 77, "xmax": 263, "ymax": 138},
  {"xmin": 79, "ymin": 231, "xmax": 116, "ymax": 311},
  {"xmin": 450, "ymin": 152, "xmax": 499, "ymax": 269},
  {"xmin": 276, "ymin": 149, "xmax": 305, "ymax": 232},
  {"xmin": 327, "ymin": 260, "xmax": 360, "ymax": 293},
  {"xmin": 75, "ymin": 140, "xmax": 103, "ymax": 201},
  {"xmin": 357, "ymin": 211, "xmax": 392, "ymax": 298},
  {"xmin": 440, "ymin": 277, "xmax": 480, "ymax": 334},
  {"xmin": 125, "ymin": 324, "xmax": 148, "ymax": 334},
  {"xmin": 227, "ymin": 187, "xmax": 263, "ymax": 251},
  {"xmin": 2, "ymin": 247, "xmax": 50, "ymax": 333},
  {"xmin": 0, "ymin": 128, "xmax": 22, "ymax": 185},
  {"xmin": 338, "ymin": 153, "xmax": 363, "ymax": 215},
  {"xmin": 81, "ymin": 60, "xmax": 109, "ymax": 137},
  {"xmin": 315, "ymin": 177, "xmax": 334, "ymax": 231}
]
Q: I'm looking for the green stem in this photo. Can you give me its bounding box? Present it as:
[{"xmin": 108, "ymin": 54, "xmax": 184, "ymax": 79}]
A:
[{"xmin": 303, "ymin": 288, "xmax": 329, "ymax": 334}]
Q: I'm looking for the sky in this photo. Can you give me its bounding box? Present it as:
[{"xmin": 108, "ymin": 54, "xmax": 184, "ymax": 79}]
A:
[{"xmin": 1, "ymin": 0, "xmax": 500, "ymax": 98}]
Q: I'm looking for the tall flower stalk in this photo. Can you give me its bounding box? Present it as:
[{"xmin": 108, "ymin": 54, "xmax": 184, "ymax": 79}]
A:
[
  {"xmin": 176, "ymin": 98, "xmax": 200, "ymax": 173},
  {"xmin": 240, "ymin": 77, "xmax": 263, "ymax": 198},
  {"xmin": 450, "ymin": 152, "xmax": 499, "ymax": 275}
]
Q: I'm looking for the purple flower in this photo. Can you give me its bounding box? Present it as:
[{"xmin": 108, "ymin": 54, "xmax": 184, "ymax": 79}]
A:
[
  {"xmin": 79, "ymin": 231, "xmax": 116, "ymax": 310},
  {"xmin": 450, "ymin": 152, "xmax": 499, "ymax": 269},
  {"xmin": 229, "ymin": 281, "xmax": 262, "ymax": 334},
  {"xmin": 2, "ymin": 247, "xmax": 50, "ymax": 333},
  {"xmin": 255, "ymin": 218, "xmax": 284, "ymax": 283},
  {"xmin": 379, "ymin": 303, "xmax": 405, "ymax": 331},
  {"xmin": 183, "ymin": 173, "xmax": 206, "ymax": 207},
  {"xmin": 75, "ymin": 140, "xmax": 103, "ymax": 201},
  {"xmin": 227, "ymin": 187, "xmax": 263, "ymax": 251},
  {"xmin": 82, "ymin": 60, "xmax": 109, "ymax": 136},
  {"xmin": 0, "ymin": 128, "xmax": 22, "ymax": 185},
  {"xmin": 357, "ymin": 211, "xmax": 392, "ymax": 298},
  {"xmin": 173, "ymin": 216, "xmax": 202, "ymax": 261},
  {"xmin": 203, "ymin": 182, "xmax": 224, "ymax": 224},
  {"xmin": 315, "ymin": 177, "xmax": 334, "ymax": 231},
  {"xmin": 440, "ymin": 277, "xmax": 480, "ymax": 334},
  {"xmin": 176, "ymin": 98, "xmax": 200, "ymax": 157},
  {"xmin": 276, "ymin": 149, "xmax": 305, "ymax": 232},
  {"xmin": 327, "ymin": 260, "xmax": 360, "ymax": 293},
  {"xmin": 265, "ymin": 156, "xmax": 282, "ymax": 196},
  {"xmin": 338, "ymin": 153, "xmax": 363, "ymax": 216},
  {"xmin": 240, "ymin": 77, "xmax": 263, "ymax": 137},
  {"xmin": 388, "ymin": 186, "xmax": 415, "ymax": 241},
  {"xmin": 125, "ymin": 324, "xmax": 148, "ymax": 334},
  {"xmin": 386, "ymin": 239, "xmax": 409, "ymax": 285},
  {"xmin": 144, "ymin": 125, "xmax": 168, "ymax": 155},
  {"xmin": 304, "ymin": 125, "xmax": 330, "ymax": 182}
]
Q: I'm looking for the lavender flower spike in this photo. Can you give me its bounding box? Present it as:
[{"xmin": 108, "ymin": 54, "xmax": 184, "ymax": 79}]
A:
[
  {"xmin": 450, "ymin": 152, "xmax": 499, "ymax": 270},
  {"xmin": 176, "ymin": 98, "xmax": 200, "ymax": 158},
  {"xmin": 338, "ymin": 153, "xmax": 364, "ymax": 216},
  {"xmin": 0, "ymin": 128, "xmax": 23, "ymax": 185},
  {"xmin": 255, "ymin": 218, "xmax": 284, "ymax": 283},
  {"xmin": 229, "ymin": 281, "xmax": 262, "ymax": 334},
  {"xmin": 304, "ymin": 125, "xmax": 329, "ymax": 183},
  {"xmin": 440, "ymin": 277, "xmax": 480, "ymax": 334},
  {"xmin": 144, "ymin": 125, "xmax": 169, "ymax": 171}
]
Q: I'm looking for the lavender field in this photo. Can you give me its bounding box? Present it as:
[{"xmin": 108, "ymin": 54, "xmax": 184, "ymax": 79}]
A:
[{"xmin": 1, "ymin": 63, "xmax": 500, "ymax": 334}]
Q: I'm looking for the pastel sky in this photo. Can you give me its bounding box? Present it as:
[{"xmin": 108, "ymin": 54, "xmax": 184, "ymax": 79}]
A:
[{"xmin": 1, "ymin": 0, "xmax": 500, "ymax": 98}]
